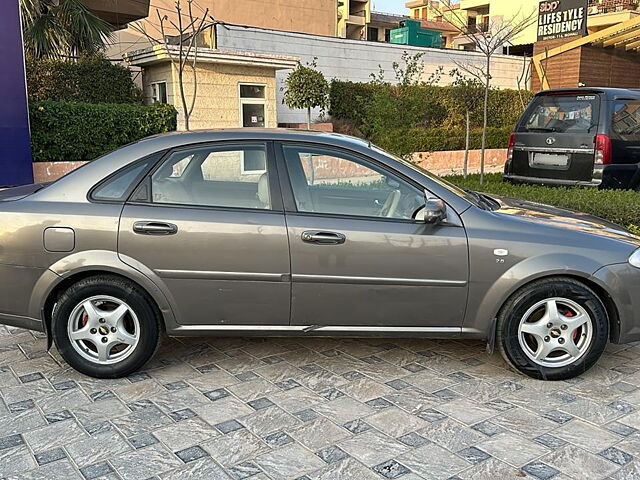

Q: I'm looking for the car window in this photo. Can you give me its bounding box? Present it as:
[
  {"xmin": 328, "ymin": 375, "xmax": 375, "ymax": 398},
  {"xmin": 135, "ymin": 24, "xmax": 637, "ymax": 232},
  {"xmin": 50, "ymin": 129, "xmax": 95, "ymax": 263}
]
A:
[
  {"xmin": 282, "ymin": 145, "xmax": 424, "ymax": 220},
  {"xmin": 151, "ymin": 145, "xmax": 270, "ymax": 209},
  {"xmin": 91, "ymin": 156, "xmax": 157, "ymax": 202},
  {"xmin": 520, "ymin": 94, "xmax": 599, "ymax": 133},
  {"xmin": 611, "ymin": 101, "xmax": 640, "ymax": 142}
]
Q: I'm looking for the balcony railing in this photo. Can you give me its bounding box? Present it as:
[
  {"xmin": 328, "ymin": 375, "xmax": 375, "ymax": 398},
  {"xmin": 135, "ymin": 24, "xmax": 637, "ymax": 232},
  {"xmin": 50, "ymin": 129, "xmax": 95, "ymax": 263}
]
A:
[{"xmin": 588, "ymin": 0, "xmax": 639, "ymax": 14}]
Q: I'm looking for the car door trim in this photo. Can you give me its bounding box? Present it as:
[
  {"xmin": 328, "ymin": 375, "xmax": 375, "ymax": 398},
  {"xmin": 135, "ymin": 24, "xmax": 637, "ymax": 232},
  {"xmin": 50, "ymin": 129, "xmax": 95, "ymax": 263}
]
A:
[
  {"xmin": 156, "ymin": 269, "xmax": 289, "ymax": 282},
  {"xmin": 170, "ymin": 324, "xmax": 461, "ymax": 334},
  {"xmin": 292, "ymin": 273, "xmax": 467, "ymax": 287}
]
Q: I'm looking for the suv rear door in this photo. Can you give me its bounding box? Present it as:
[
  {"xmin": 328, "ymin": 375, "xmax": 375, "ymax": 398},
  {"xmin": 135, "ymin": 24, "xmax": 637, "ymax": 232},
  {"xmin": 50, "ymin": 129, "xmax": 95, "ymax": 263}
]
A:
[{"xmin": 507, "ymin": 92, "xmax": 601, "ymax": 184}]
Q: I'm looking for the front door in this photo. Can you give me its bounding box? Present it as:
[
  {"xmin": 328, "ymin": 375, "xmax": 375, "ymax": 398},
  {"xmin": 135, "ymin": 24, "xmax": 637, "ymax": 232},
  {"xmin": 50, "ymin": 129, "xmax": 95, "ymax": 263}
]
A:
[
  {"xmin": 278, "ymin": 143, "xmax": 469, "ymax": 331},
  {"xmin": 118, "ymin": 142, "xmax": 290, "ymax": 328}
]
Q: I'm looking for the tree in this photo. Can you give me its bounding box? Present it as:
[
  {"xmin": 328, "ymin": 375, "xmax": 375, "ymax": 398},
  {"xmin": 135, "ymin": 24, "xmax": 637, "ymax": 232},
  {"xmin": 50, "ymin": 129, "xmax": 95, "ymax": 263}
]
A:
[
  {"xmin": 449, "ymin": 69, "xmax": 484, "ymax": 178},
  {"xmin": 432, "ymin": 1, "xmax": 536, "ymax": 183},
  {"xmin": 282, "ymin": 59, "xmax": 329, "ymax": 129},
  {"xmin": 130, "ymin": 0, "xmax": 213, "ymax": 131},
  {"xmin": 20, "ymin": 0, "xmax": 113, "ymax": 59}
]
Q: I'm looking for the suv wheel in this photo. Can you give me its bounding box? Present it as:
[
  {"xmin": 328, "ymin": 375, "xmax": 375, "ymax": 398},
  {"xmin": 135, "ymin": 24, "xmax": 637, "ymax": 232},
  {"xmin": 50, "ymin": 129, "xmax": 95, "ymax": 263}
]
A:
[
  {"xmin": 52, "ymin": 275, "xmax": 161, "ymax": 378},
  {"xmin": 497, "ymin": 277, "xmax": 608, "ymax": 380}
]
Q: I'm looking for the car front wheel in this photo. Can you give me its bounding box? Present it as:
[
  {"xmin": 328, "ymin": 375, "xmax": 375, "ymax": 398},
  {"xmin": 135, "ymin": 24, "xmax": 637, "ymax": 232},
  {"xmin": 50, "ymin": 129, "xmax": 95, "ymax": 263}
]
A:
[
  {"xmin": 52, "ymin": 275, "xmax": 161, "ymax": 378},
  {"xmin": 497, "ymin": 277, "xmax": 609, "ymax": 380}
]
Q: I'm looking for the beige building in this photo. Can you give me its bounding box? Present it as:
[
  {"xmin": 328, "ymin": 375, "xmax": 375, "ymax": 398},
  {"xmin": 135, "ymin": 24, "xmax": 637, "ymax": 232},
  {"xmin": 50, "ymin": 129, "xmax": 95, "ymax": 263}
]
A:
[{"xmin": 125, "ymin": 46, "xmax": 298, "ymax": 130}]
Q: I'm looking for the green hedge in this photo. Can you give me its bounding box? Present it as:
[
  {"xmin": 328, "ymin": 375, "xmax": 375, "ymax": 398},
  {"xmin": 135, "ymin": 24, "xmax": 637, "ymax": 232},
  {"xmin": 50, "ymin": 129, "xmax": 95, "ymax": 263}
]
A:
[
  {"xmin": 329, "ymin": 80, "xmax": 533, "ymax": 131},
  {"xmin": 30, "ymin": 101, "xmax": 177, "ymax": 163},
  {"xmin": 445, "ymin": 173, "xmax": 640, "ymax": 234},
  {"xmin": 329, "ymin": 80, "xmax": 532, "ymax": 156},
  {"xmin": 375, "ymin": 127, "xmax": 512, "ymax": 157},
  {"xmin": 27, "ymin": 55, "xmax": 142, "ymax": 104}
]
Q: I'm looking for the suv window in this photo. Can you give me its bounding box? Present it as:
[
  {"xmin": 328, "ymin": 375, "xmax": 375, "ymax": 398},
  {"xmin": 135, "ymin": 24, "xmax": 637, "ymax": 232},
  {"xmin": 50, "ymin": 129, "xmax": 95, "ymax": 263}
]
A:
[
  {"xmin": 611, "ymin": 100, "xmax": 640, "ymax": 142},
  {"xmin": 151, "ymin": 145, "xmax": 270, "ymax": 209},
  {"xmin": 282, "ymin": 145, "xmax": 424, "ymax": 220},
  {"xmin": 520, "ymin": 94, "xmax": 599, "ymax": 133}
]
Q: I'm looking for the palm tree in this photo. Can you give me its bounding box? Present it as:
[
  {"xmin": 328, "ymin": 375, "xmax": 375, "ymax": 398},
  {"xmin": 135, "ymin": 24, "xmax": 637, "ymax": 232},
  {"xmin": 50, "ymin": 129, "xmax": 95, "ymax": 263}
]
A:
[{"xmin": 21, "ymin": 0, "xmax": 114, "ymax": 59}]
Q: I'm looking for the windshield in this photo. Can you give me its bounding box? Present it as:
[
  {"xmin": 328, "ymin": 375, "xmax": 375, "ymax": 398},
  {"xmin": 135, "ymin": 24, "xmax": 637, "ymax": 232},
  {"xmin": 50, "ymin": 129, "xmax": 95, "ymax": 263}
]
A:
[
  {"xmin": 369, "ymin": 144, "xmax": 485, "ymax": 208},
  {"xmin": 519, "ymin": 94, "xmax": 600, "ymax": 134}
]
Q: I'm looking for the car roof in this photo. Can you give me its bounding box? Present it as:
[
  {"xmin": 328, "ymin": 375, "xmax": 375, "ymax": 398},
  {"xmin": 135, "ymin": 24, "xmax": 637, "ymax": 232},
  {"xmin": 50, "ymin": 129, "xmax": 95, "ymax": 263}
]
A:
[
  {"xmin": 140, "ymin": 128, "xmax": 372, "ymax": 149},
  {"xmin": 535, "ymin": 87, "xmax": 640, "ymax": 100}
]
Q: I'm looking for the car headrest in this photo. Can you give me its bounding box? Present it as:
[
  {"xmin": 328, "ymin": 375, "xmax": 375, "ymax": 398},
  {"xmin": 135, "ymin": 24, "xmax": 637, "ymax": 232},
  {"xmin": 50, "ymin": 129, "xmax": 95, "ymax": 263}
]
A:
[{"xmin": 257, "ymin": 172, "xmax": 270, "ymax": 207}]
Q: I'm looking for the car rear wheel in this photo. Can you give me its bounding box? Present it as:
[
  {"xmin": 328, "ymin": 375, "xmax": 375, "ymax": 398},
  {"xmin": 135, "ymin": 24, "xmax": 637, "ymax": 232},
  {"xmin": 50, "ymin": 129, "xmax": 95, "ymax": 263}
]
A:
[
  {"xmin": 497, "ymin": 277, "xmax": 608, "ymax": 380},
  {"xmin": 52, "ymin": 275, "xmax": 161, "ymax": 378}
]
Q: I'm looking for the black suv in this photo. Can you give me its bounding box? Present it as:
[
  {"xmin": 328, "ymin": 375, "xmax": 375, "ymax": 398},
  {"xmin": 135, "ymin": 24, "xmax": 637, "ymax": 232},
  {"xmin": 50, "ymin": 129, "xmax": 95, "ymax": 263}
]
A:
[{"xmin": 504, "ymin": 88, "xmax": 640, "ymax": 190}]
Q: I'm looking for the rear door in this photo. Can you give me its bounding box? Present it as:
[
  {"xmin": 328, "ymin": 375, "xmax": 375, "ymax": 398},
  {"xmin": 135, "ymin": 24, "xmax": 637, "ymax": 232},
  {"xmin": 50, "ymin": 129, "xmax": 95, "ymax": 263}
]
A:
[
  {"xmin": 510, "ymin": 93, "xmax": 601, "ymax": 182},
  {"xmin": 118, "ymin": 142, "xmax": 291, "ymax": 328}
]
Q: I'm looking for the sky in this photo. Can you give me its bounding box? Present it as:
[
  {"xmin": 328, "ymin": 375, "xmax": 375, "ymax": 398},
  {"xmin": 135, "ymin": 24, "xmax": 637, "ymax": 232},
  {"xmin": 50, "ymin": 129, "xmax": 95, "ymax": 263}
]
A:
[{"xmin": 371, "ymin": 0, "xmax": 408, "ymax": 15}]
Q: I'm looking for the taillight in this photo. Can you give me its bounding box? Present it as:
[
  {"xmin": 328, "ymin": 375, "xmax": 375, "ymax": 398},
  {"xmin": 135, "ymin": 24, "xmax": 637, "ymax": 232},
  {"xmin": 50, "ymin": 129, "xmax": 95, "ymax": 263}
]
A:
[
  {"xmin": 507, "ymin": 133, "xmax": 516, "ymax": 162},
  {"xmin": 594, "ymin": 134, "xmax": 612, "ymax": 165}
]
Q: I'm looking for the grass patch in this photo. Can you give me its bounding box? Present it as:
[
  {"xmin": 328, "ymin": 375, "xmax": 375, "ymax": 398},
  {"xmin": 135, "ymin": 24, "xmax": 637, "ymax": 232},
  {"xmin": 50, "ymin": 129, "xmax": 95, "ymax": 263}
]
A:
[{"xmin": 443, "ymin": 173, "xmax": 640, "ymax": 235}]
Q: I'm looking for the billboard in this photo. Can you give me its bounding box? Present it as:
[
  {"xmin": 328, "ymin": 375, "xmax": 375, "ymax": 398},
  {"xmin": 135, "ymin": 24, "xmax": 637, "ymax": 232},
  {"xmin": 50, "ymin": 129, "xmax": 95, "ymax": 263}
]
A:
[
  {"xmin": 0, "ymin": 0, "xmax": 34, "ymax": 187},
  {"xmin": 537, "ymin": 0, "xmax": 588, "ymax": 42}
]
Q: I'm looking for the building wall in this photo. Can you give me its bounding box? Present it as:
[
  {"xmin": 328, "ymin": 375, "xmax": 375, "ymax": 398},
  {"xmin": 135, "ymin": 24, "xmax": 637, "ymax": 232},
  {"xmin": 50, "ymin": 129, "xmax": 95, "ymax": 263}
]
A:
[
  {"xmin": 215, "ymin": 24, "xmax": 530, "ymax": 124},
  {"xmin": 532, "ymin": 37, "xmax": 581, "ymax": 90},
  {"xmin": 532, "ymin": 36, "xmax": 640, "ymax": 90},
  {"xmin": 142, "ymin": 62, "xmax": 278, "ymax": 130},
  {"xmin": 105, "ymin": 0, "xmax": 338, "ymax": 60}
]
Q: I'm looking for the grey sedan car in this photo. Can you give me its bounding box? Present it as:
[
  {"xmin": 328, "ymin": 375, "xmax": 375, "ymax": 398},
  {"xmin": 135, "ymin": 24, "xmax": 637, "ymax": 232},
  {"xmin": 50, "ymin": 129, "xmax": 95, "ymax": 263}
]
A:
[{"xmin": 1, "ymin": 129, "xmax": 639, "ymax": 380}]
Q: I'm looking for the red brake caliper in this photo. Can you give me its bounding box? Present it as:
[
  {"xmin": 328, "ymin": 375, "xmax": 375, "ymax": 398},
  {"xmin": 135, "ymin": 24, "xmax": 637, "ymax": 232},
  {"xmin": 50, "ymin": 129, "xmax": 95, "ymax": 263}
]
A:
[
  {"xmin": 81, "ymin": 313, "xmax": 89, "ymax": 328},
  {"xmin": 564, "ymin": 310, "xmax": 578, "ymax": 339}
]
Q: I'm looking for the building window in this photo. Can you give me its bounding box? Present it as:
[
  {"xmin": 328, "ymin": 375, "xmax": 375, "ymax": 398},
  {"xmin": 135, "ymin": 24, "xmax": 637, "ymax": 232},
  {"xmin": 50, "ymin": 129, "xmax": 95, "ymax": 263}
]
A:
[
  {"xmin": 384, "ymin": 28, "xmax": 391, "ymax": 42},
  {"xmin": 150, "ymin": 82, "xmax": 167, "ymax": 104},
  {"xmin": 367, "ymin": 26, "xmax": 379, "ymax": 41},
  {"xmin": 239, "ymin": 83, "xmax": 266, "ymax": 128}
]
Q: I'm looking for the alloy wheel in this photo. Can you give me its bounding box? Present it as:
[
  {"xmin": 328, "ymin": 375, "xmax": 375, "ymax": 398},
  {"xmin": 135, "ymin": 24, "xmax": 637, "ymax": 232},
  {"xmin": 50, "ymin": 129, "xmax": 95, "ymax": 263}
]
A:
[
  {"xmin": 66, "ymin": 295, "xmax": 140, "ymax": 365},
  {"xmin": 517, "ymin": 297, "xmax": 593, "ymax": 368}
]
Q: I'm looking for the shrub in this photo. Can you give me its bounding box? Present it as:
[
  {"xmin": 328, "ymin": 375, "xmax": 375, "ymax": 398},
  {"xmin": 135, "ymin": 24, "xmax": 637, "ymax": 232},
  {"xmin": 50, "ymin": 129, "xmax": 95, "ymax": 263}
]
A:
[
  {"xmin": 445, "ymin": 172, "xmax": 640, "ymax": 233},
  {"xmin": 29, "ymin": 101, "xmax": 177, "ymax": 162},
  {"xmin": 329, "ymin": 80, "xmax": 533, "ymax": 133},
  {"xmin": 26, "ymin": 55, "xmax": 142, "ymax": 104},
  {"xmin": 373, "ymin": 127, "xmax": 512, "ymax": 157}
]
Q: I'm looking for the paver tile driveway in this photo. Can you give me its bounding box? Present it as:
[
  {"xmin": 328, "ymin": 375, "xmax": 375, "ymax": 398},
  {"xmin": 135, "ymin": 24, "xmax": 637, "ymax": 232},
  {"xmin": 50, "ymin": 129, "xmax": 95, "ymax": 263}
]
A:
[{"xmin": 2, "ymin": 324, "xmax": 640, "ymax": 479}]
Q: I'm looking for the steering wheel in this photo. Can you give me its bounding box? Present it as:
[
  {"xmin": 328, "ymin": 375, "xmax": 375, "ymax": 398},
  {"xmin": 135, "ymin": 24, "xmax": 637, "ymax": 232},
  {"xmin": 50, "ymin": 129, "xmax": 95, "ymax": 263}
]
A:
[{"xmin": 379, "ymin": 189, "xmax": 401, "ymax": 218}]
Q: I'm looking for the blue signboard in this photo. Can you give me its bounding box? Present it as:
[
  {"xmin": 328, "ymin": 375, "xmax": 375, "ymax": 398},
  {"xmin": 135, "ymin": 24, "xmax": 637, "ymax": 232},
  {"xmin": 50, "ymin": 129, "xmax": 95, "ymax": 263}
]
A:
[{"xmin": 0, "ymin": 0, "xmax": 34, "ymax": 186}]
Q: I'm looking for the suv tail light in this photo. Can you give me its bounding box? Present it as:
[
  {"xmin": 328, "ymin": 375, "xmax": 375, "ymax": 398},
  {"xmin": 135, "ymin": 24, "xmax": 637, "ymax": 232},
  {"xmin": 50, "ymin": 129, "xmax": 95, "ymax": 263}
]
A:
[
  {"xmin": 507, "ymin": 133, "xmax": 516, "ymax": 162},
  {"xmin": 594, "ymin": 134, "xmax": 612, "ymax": 165}
]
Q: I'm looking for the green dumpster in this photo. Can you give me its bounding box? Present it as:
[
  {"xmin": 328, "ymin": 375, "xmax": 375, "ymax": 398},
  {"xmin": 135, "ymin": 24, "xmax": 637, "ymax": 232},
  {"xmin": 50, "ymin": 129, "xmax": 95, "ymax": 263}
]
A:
[{"xmin": 389, "ymin": 19, "xmax": 443, "ymax": 48}]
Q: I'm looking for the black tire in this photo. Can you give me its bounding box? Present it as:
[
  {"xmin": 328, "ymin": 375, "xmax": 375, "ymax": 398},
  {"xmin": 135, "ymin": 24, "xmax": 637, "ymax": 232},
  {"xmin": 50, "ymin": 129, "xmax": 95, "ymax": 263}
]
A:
[
  {"xmin": 496, "ymin": 277, "xmax": 608, "ymax": 381},
  {"xmin": 52, "ymin": 275, "xmax": 162, "ymax": 378}
]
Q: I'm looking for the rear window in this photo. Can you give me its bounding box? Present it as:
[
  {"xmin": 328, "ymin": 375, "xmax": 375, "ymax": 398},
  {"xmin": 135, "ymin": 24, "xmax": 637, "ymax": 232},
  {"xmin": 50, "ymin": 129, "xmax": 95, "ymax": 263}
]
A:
[
  {"xmin": 519, "ymin": 94, "xmax": 599, "ymax": 134},
  {"xmin": 611, "ymin": 100, "xmax": 640, "ymax": 142}
]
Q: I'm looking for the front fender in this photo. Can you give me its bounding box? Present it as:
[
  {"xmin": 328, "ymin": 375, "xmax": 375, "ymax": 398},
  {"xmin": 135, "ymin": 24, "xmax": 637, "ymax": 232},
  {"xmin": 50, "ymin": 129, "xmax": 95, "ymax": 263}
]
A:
[
  {"xmin": 30, "ymin": 250, "xmax": 177, "ymax": 331},
  {"xmin": 463, "ymin": 253, "xmax": 605, "ymax": 338}
]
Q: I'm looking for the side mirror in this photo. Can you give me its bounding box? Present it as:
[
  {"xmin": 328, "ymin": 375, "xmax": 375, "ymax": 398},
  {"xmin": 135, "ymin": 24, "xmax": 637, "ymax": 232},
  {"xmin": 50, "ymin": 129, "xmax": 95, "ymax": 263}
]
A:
[{"xmin": 415, "ymin": 192, "xmax": 447, "ymax": 224}]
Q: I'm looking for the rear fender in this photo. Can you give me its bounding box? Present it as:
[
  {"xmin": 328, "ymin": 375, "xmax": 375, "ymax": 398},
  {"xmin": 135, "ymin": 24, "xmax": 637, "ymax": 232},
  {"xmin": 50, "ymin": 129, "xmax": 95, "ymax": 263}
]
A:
[{"xmin": 31, "ymin": 250, "xmax": 178, "ymax": 341}]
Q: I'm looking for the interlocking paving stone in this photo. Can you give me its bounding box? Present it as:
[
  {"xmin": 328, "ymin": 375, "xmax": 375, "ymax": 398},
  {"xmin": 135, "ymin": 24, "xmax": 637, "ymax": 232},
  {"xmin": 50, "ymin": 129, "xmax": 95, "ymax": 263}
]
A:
[
  {"xmin": 215, "ymin": 419, "xmax": 245, "ymax": 434},
  {"xmin": 129, "ymin": 432, "xmax": 159, "ymax": 449},
  {"xmin": 5, "ymin": 332, "xmax": 640, "ymax": 479},
  {"xmin": 168, "ymin": 408, "xmax": 197, "ymax": 422},
  {"xmin": 315, "ymin": 445, "xmax": 349, "ymax": 464},
  {"xmin": 80, "ymin": 462, "xmax": 113, "ymax": 480},
  {"xmin": 0, "ymin": 434, "xmax": 24, "ymax": 451},
  {"xmin": 175, "ymin": 445, "xmax": 210, "ymax": 463},
  {"xmin": 372, "ymin": 459, "xmax": 411, "ymax": 478},
  {"xmin": 600, "ymin": 447, "xmax": 634, "ymax": 466},
  {"xmin": 522, "ymin": 461, "xmax": 560, "ymax": 480},
  {"xmin": 34, "ymin": 447, "xmax": 66, "ymax": 466}
]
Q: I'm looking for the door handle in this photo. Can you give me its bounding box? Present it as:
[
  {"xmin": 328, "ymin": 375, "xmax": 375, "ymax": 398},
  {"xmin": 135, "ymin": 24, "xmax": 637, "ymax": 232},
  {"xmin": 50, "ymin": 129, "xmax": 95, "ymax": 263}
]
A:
[
  {"xmin": 301, "ymin": 231, "xmax": 346, "ymax": 245},
  {"xmin": 133, "ymin": 221, "xmax": 178, "ymax": 235}
]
